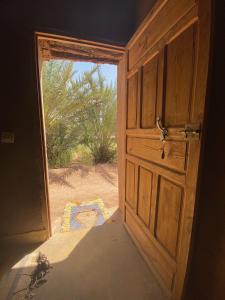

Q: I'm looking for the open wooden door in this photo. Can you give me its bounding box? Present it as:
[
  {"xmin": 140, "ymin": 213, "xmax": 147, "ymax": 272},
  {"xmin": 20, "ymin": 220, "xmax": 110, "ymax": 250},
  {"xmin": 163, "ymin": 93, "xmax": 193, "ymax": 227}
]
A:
[{"xmin": 123, "ymin": 0, "xmax": 212, "ymax": 299}]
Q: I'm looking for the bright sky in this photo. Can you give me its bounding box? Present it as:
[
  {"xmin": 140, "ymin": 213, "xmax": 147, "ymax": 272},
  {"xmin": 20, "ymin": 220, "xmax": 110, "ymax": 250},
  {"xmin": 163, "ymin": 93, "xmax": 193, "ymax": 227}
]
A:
[{"xmin": 73, "ymin": 62, "xmax": 117, "ymax": 86}]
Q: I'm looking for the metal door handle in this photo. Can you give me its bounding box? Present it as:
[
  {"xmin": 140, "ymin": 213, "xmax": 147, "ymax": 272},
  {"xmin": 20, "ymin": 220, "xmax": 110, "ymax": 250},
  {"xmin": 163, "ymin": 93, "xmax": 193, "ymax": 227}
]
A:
[{"xmin": 156, "ymin": 117, "xmax": 168, "ymax": 141}]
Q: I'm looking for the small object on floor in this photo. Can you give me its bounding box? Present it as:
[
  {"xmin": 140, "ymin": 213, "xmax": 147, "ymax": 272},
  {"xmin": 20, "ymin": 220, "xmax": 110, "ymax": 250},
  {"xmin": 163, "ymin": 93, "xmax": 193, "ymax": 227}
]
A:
[{"xmin": 13, "ymin": 252, "xmax": 53, "ymax": 299}]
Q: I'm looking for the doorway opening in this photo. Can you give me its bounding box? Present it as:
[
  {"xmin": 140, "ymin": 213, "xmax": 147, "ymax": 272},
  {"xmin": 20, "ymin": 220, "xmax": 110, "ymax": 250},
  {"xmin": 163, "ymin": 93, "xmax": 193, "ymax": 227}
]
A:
[
  {"xmin": 36, "ymin": 33, "xmax": 125, "ymax": 236},
  {"xmin": 43, "ymin": 60, "xmax": 118, "ymax": 234}
]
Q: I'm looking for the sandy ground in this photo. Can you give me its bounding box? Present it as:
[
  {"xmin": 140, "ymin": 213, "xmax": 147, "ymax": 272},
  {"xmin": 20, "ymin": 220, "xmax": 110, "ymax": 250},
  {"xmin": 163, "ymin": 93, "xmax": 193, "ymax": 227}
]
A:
[{"xmin": 48, "ymin": 162, "xmax": 118, "ymax": 233}]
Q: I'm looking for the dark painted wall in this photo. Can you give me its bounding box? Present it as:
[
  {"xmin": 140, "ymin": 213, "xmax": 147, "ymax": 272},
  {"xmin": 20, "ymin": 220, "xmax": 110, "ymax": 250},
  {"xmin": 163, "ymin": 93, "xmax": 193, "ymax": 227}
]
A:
[
  {"xmin": 0, "ymin": 0, "xmax": 137, "ymax": 236},
  {"xmin": 0, "ymin": 28, "xmax": 46, "ymax": 236},
  {"xmin": 185, "ymin": 1, "xmax": 225, "ymax": 299}
]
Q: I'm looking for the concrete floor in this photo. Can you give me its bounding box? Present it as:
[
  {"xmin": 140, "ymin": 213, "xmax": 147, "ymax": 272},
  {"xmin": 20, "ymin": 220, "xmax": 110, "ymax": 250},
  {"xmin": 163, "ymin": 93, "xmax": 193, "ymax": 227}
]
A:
[{"xmin": 0, "ymin": 213, "xmax": 167, "ymax": 300}]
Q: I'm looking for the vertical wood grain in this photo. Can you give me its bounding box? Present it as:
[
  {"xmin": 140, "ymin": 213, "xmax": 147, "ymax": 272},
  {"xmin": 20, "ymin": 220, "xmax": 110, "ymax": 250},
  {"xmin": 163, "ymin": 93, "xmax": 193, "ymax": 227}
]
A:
[
  {"xmin": 127, "ymin": 72, "xmax": 138, "ymax": 129},
  {"xmin": 164, "ymin": 26, "xmax": 195, "ymax": 126},
  {"xmin": 137, "ymin": 167, "xmax": 153, "ymax": 226},
  {"xmin": 141, "ymin": 54, "xmax": 159, "ymax": 128}
]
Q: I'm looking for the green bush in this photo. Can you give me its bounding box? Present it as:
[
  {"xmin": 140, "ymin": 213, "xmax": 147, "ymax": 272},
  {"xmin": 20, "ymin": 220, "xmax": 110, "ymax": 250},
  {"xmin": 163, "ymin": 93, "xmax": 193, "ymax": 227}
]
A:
[
  {"xmin": 92, "ymin": 144, "xmax": 116, "ymax": 164},
  {"xmin": 74, "ymin": 144, "xmax": 93, "ymax": 165},
  {"xmin": 42, "ymin": 61, "xmax": 117, "ymax": 168},
  {"xmin": 46, "ymin": 122, "xmax": 75, "ymax": 168},
  {"xmin": 78, "ymin": 67, "xmax": 117, "ymax": 165}
]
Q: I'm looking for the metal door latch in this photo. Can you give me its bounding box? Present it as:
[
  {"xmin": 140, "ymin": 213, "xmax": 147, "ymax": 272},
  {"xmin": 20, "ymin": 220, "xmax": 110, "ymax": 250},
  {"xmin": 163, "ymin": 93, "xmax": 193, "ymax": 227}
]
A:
[
  {"xmin": 179, "ymin": 124, "xmax": 201, "ymax": 138},
  {"xmin": 156, "ymin": 117, "xmax": 168, "ymax": 141}
]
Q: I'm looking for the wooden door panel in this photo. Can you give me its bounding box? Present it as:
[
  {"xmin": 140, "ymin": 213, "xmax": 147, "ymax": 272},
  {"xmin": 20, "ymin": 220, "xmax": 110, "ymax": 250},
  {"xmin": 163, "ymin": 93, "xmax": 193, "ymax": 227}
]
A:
[
  {"xmin": 137, "ymin": 167, "xmax": 153, "ymax": 226},
  {"xmin": 141, "ymin": 54, "xmax": 158, "ymax": 128},
  {"xmin": 125, "ymin": 207, "xmax": 175, "ymax": 291},
  {"xmin": 128, "ymin": 0, "xmax": 196, "ymax": 70},
  {"xmin": 127, "ymin": 136, "xmax": 187, "ymax": 172},
  {"xmin": 125, "ymin": 160, "xmax": 137, "ymax": 209},
  {"xmin": 127, "ymin": 72, "xmax": 138, "ymax": 129},
  {"xmin": 155, "ymin": 177, "xmax": 183, "ymax": 258},
  {"xmin": 164, "ymin": 26, "xmax": 195, "ymax": 126},
  {"xmin": 124, "ymin": 0, "xmax": 211, "ymax": 299}
]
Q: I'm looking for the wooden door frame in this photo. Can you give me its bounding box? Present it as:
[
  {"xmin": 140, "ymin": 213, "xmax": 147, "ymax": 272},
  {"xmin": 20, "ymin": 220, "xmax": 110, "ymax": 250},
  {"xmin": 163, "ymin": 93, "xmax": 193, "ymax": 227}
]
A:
[{"xmin": 34, "ymin": 32, "xmax": 126, "ymax": 237}]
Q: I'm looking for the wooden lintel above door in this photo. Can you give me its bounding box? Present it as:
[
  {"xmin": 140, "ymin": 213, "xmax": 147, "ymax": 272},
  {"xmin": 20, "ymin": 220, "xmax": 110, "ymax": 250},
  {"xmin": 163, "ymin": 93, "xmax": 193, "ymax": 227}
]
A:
[{"xmin": 38, "ymin": 37, "xmax": 125, "ymax": 64}]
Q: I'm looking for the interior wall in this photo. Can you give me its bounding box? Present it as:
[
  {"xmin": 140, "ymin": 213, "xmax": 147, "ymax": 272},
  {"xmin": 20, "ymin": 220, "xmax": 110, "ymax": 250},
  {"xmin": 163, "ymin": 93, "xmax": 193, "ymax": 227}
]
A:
[
  {"xmin": 0, "ymin": 29, "xmax": 46, "ymax": 237},
  {"xmin": 0, "ymin": 0, "xmax": 136, "ymax": 238},
  {"xmin": 184, "ymin": 1, "xmax": 225, "ymax": 299}
]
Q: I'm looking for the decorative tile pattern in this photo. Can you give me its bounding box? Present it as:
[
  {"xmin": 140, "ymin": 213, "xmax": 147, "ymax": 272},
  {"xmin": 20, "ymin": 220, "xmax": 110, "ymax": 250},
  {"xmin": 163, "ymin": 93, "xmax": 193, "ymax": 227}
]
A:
[{"xmin": 62, "ymin": 199, "xmax": 109, "ymax": 232}]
